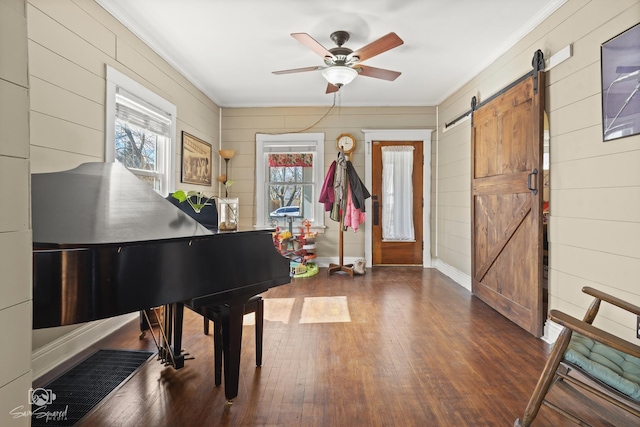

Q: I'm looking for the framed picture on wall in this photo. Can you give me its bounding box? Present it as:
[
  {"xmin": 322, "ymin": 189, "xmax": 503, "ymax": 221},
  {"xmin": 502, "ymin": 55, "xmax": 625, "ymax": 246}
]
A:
[
  {"xmin": 181, "ymin": 131, "xmax": 212, "ymax": 185},
  {"xmin": 601, "ymin": 22, "xmax": 640, "ymax": 142}
]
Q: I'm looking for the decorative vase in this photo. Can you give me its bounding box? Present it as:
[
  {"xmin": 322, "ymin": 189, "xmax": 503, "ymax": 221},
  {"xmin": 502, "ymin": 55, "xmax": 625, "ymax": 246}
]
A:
[{"xmin": 218, "ymin": 197, "xmax": 238, "ymax": 231}]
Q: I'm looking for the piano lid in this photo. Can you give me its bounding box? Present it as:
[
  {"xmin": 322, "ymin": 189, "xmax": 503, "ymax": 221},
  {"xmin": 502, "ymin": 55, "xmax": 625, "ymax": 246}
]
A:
[{"xmin": 32, "ymin": 162, "xmax": 211, "ymax": 247}]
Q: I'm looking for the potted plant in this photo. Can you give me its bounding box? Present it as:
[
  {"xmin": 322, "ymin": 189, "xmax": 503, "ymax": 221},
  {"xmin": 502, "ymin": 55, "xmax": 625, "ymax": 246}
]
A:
[{"xmin": 171, "ymin": 190, "xmax": 214, "ymax": 214}]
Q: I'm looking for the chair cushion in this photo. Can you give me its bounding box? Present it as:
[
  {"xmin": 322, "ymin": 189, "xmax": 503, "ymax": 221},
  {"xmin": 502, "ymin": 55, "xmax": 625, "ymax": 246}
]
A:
[{"xmin": 564, "ymin": 332, "xmax": 640, "ymax": 401}]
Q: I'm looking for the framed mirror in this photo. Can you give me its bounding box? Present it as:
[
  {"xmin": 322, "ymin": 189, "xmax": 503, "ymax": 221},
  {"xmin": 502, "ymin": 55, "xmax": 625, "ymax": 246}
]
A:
[{"xmin": 601, "ymin": 23, "xmax": 640, "ymax": 142}]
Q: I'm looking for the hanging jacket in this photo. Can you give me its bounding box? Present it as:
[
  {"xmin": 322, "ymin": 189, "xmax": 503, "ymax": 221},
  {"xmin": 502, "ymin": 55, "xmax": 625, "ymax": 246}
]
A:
[
  {"xmin": 318, "ymin": 160, "xmax": 336, "ymax": 211},
  {"xmin": 343, "ymin": 185, "xmax": 366, "ymax": 232},
  {"xmin": 330, "ymin": 198, "xmax": 341, "ymax": 223},
  {"xmin": 346, "ymin": 161, "xmax": 371, "ymax": 212},
  {"xmin": 334, "ymin": 152, "xmax": 347, "ymax": 206}
]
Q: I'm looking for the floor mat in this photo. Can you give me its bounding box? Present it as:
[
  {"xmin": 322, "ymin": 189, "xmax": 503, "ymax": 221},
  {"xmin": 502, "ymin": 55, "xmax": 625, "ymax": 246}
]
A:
[{"xmin": 31, "ymin": 349, "xmax": 154, "ymax": 426}]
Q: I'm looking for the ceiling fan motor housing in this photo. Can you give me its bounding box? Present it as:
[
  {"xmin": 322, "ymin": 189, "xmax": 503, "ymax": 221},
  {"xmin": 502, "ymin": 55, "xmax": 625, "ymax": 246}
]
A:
[
  {"xmin": 324, "ymin": 31, "xmax": 360, "ymax": 67},
  {"xmin": 325, "ymin": 50, "xmax": 358, "ymax": 67}
]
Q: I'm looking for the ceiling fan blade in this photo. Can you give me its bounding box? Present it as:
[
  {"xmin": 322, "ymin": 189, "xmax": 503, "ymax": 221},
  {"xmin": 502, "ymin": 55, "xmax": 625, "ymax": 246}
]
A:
[
  {"xmin": 291, "ymin": 33, "xmax": 336, "ymax": 60},
  {"xmin": 326, "ymin": 83, "xmax": 340, "ymax": 94},
  {"xmin": 350, "ymin": 32, "xmax": 404, "ymax": 62},
  {"xmin": 272, "ymin": 66, "xmax": 323, "ymax": 75},
  {"xmin": 357, "ymin": 65, "xmax": 401, "ymax": 81}
]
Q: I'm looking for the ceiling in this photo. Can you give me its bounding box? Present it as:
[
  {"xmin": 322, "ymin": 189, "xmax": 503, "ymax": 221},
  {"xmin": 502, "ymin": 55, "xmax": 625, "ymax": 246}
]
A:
[{"xmin": 97, "ymin": 0, "xmax": 566, "ymax": 108}]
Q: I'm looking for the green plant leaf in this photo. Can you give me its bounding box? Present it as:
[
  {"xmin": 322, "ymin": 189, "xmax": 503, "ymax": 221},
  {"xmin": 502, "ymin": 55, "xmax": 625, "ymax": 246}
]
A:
[
  {"xmin": 173, "ymin": 189, "xmax": 213, "ymax": 214},
  {"xmin": 172, "ymin": 190, "xmax": 187, "ymax": 202}
]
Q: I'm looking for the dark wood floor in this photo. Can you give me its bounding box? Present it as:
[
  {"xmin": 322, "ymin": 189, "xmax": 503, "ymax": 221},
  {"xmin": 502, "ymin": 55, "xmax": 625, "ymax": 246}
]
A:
[{"xmin": 36, "ymin": 267, "xmax": 636, "ymax": 426}]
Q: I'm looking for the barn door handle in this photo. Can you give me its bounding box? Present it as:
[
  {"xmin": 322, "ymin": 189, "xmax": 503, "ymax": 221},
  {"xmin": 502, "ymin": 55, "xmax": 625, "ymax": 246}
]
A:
[
  {"xmin": 373, "ymin": 195, "xmax": 379, "ymax": 225},
  {"xmin": 527, "ymin": 168, "xmax": 538, "ymax": 195}
]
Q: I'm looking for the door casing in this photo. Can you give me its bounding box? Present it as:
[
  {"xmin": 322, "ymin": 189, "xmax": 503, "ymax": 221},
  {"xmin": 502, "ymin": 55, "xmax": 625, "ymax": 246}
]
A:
[
  {"xmin": 371, "ymin": 141, "xmax": 424, "ymax": 265},
  {"xmin": 363, "ymin": 129, "xmax": 432, "ymax": 269}
]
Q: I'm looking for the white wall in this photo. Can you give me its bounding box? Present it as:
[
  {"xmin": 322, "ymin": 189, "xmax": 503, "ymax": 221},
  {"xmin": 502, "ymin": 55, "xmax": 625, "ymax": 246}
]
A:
[
  {"xmin": 436, "ymin": 0, "xmax": 640, "ymax": 341},
  {"xmin": 221, "ymin": 106, "xmax": 436, "ymax": 260},
  {"xmin": 0, "ymin": 0, "xmax": 32, "ymax": 425},
  {"xmin": 26, "ymin": 0, "xmax": 221, "ymax": 364},
  {"xmin": 11, "ymin": 0, "xmax": 640, "ymax": 400}
]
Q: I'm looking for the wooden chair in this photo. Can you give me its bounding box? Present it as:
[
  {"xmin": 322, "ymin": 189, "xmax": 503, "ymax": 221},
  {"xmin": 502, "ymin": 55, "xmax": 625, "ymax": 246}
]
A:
[
  {"xmin": 515, "ymin": 287, "xmax": 640, "ymax": 426},
  {"xmin": 202, "ymin": 295, "xmax": 264, "ymax": 386}
]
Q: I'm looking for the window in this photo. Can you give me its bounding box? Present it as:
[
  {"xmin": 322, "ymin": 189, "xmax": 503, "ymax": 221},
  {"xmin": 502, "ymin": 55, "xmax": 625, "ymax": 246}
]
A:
[
  {"xmin": 256, "ymin": 133, "xmax": 325, "ymax": 229},
  {"xmin": 105, "ymin": 66, "xmax": 176, "ymax": 196}
]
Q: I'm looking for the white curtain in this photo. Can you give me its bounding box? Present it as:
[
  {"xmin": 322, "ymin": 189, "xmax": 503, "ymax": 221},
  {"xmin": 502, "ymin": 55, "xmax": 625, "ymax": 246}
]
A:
[{"xmin": 382, "ymin": 146, "xmax": 414, "ymax": 241}]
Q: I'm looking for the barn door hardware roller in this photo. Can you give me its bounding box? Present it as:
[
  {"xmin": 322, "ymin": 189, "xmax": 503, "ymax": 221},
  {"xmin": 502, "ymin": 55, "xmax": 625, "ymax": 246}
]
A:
[
  {"xmin": 532, "ymin": 49, "xmax": 544, "ymax": 94},
  {"xmin": 446, "ymin": 49, "xmax": 545, "ymax": 129}
]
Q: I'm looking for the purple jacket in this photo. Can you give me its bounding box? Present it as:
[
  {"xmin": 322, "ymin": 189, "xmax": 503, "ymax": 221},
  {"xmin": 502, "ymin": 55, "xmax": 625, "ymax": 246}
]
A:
[{"xmin": 318, "ymin": 160, "xmax": 336, "ymax": 211}]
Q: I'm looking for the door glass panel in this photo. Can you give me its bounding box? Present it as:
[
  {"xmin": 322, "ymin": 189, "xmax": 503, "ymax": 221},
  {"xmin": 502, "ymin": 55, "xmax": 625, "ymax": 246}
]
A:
[{"xmin": 381, "ymin": 146, "xmax": 415, "ymax": 241}]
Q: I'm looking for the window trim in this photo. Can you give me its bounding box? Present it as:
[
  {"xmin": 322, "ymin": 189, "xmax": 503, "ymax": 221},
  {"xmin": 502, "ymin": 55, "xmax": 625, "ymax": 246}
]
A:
[
  {"xmin": 255, "ymin": 133, "xmax": 325, "ymax": 229},
  {"xmin": 105, "ymin": 65, "xmax": 177, "ymax": 195}
]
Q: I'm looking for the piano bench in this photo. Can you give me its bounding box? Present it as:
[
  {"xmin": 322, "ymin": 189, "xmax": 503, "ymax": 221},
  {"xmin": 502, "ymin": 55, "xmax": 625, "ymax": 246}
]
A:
[{"xmin": 202, "ymin": 295, "xmax": 264, "ymax": 387}]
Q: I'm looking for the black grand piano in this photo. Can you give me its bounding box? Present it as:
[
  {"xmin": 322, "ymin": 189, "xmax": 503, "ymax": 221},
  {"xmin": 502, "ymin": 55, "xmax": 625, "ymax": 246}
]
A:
[{"xmin": 31, "ymin": 162, "xmax": 290, "ymax": 402}]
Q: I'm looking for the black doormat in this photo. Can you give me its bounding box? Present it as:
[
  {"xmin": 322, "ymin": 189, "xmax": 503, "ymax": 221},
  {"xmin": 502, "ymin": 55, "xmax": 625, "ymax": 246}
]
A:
[{"xmin": 31, "ymin": 349, "xmax": 154, "ymax": 427}]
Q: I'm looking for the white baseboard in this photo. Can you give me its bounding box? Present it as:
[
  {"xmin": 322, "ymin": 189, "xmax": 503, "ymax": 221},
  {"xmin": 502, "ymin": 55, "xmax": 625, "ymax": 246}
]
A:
[
  {"xmin": 31, "ymin": 313, "xmax": 138, "ymax": 381},
  {"xmin": 314, "ymin": 257, "xmax": 332, "ymax": 268},
  {"xmin": 430, "ymin": 259, "xmax": 560, "ymax": 344},
  {"xmin": 543, "ymin": 319, "xmax": 562, "ymax": 344},
  {"xmin": 433, "ymin": 258, "xmax": 472, "ymax": 291},
  {"xmin": 432, "ymin": 258, "xmax": 560, "ymax": 344},
  {"xmin": 312, "ymin": 257, "xmax": 470, "ymax": 289}
]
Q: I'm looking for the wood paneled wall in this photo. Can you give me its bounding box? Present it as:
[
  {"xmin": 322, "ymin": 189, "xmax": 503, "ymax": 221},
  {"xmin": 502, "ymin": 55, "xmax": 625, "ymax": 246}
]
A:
[
  {"xmin": 221, "ymin": 106, "xmax": 436, "ymax": 260},
  {"xmin": 0, "ymin": 0, "xmax": 31, "ymax": 425},
  {"xmin": 26, "ymin": 0, "xmax": 221, "ymax": 351},
  {"xmin": 18, "ymin": 0, "xmax": 640, "ymax": 385},
  {"xmin": 436, "ymin": 0, "xmax": 640, "ymax": 341}
]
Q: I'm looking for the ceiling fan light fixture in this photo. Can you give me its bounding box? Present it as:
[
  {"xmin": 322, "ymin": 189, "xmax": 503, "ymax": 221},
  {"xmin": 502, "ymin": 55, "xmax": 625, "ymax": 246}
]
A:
[{"xmin": 322, "ymin": 66, "xmax": 358, "ymax": 87}]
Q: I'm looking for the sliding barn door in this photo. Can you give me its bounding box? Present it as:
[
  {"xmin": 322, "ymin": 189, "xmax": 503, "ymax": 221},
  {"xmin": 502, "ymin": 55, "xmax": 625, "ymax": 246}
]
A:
[{"xmin": 471, "ymin": 71, "xmax": 545, "ymax": 337}]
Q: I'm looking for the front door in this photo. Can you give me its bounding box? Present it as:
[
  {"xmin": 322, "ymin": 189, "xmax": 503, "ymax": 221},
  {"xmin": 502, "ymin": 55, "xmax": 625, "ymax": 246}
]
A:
[
  {"xmin": 471, "ymin": 71, "xmax": 545, "ymax": 337},
  {"xmin": 371, "ymin": 141, "xmax": 423, "ymax": 265}
]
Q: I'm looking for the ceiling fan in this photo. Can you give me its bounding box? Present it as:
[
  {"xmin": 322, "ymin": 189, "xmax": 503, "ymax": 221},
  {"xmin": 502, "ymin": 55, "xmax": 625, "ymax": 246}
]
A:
[{"xmin": 272, "ymin": 31, "xmax": 404, "ymax": 93}]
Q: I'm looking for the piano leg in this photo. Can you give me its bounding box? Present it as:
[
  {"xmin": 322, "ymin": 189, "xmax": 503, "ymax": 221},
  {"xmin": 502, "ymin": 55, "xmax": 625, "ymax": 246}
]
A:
[
  {"xmin": 166, "ymin": 304, "xmax": 173, "ymax": 347},
  {"xmin": 172, "ymin": 303, "xmax": 185, "ymax": 369},
  {"xmin": 158, "ymin": 304, "xmax": 172, "ymax": 365},
  {"xmin": 221, "ymin": 303, "xmax": 244, "ymax": 403}
]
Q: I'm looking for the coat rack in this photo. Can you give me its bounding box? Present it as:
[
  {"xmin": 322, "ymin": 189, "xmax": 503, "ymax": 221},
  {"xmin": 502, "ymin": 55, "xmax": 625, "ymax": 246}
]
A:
[
  {"xmin": 328, "ymin": 215, "xmax": 354, "ymax": 276},
  {"xmin": 328, "ymin": 149, "xmax": 354, "ymax": 277}
]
